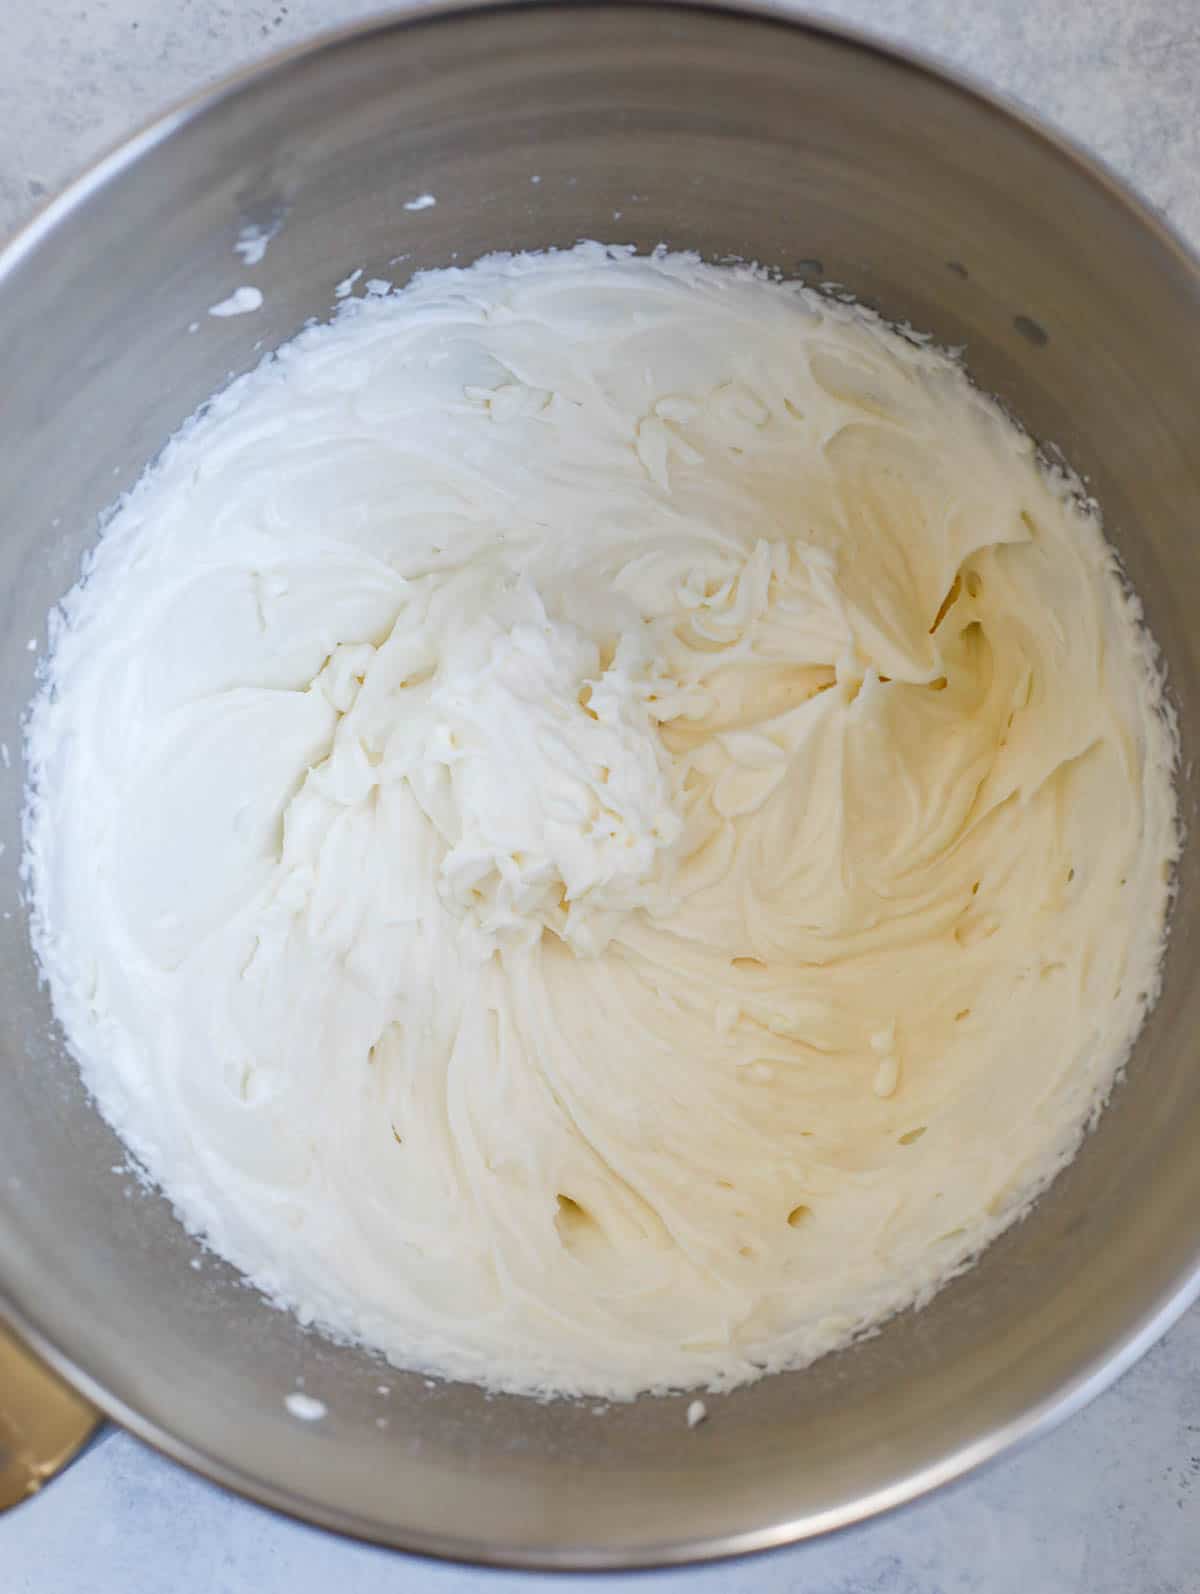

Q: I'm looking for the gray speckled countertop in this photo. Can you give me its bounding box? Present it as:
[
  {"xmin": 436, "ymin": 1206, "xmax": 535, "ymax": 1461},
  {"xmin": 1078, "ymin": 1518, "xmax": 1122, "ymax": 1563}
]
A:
[{"xmin": 3, "ymin": 2, "xmax": 1200, "ymax": 1590}]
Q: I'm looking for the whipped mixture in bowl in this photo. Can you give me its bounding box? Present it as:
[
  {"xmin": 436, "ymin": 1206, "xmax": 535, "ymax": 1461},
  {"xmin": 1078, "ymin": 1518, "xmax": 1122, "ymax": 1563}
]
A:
[{"xmin": 25, "ymin": 243, "xmax": 1178, "ymax": 1400}]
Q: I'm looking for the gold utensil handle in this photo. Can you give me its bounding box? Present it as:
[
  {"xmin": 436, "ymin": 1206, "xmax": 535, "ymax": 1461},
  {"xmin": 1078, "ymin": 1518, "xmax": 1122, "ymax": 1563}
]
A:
[{"xmin": 0, "ymin": 1316, "xmax": 102, "ymax": 1510}]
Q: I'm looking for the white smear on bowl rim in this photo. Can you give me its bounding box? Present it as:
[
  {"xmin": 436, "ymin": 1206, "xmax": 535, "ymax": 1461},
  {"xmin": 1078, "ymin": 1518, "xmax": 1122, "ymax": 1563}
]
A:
[
  {"xmin": 234, "ymin": 223, "xmax": 278, "ymax": 266},
  {"xmin": 285, "ymin": 1392, "xmax": 327, "ymax": 1421},
  {"xmin": 208, "ymin": 286, "xmax": 264, "ymax": 318}
]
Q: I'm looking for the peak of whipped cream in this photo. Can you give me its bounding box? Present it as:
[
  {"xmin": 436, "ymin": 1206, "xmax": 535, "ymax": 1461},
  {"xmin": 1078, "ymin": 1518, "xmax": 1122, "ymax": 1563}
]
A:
[
  {"xmin": 304, "ymin": 576, "xmax": 686, "ymax": 958},
  {"xmin": 25, "ymin": 243, "xmax": 1177, "ymax": 1400}
]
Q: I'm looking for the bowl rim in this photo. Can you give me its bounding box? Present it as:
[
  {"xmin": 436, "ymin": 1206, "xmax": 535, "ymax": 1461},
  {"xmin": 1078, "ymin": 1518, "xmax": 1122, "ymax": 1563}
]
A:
[{"xmin": 3, "ymin": 0, "xmax": 1200, "ymax": 1569}]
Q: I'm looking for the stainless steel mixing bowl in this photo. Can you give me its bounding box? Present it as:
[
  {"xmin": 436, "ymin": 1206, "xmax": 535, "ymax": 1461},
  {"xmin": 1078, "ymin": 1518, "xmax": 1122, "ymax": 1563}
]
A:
[{"xmin": 2, "ymin": 1, "xmax": 1199, "ymax": 1568}]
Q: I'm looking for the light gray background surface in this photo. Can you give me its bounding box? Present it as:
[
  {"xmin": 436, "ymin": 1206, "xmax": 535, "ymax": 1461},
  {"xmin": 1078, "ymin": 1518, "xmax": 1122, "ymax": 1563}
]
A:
[{"xmin": 3, "ymin": 1, "xmax": 1200, "ymax": 1589}]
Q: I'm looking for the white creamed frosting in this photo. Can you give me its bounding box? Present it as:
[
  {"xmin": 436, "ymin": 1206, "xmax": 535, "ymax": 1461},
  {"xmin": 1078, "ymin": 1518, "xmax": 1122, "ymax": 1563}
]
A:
[{"xmin": 25, "ymin": 244, "xmax": 1178, "ymax": 1398}]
